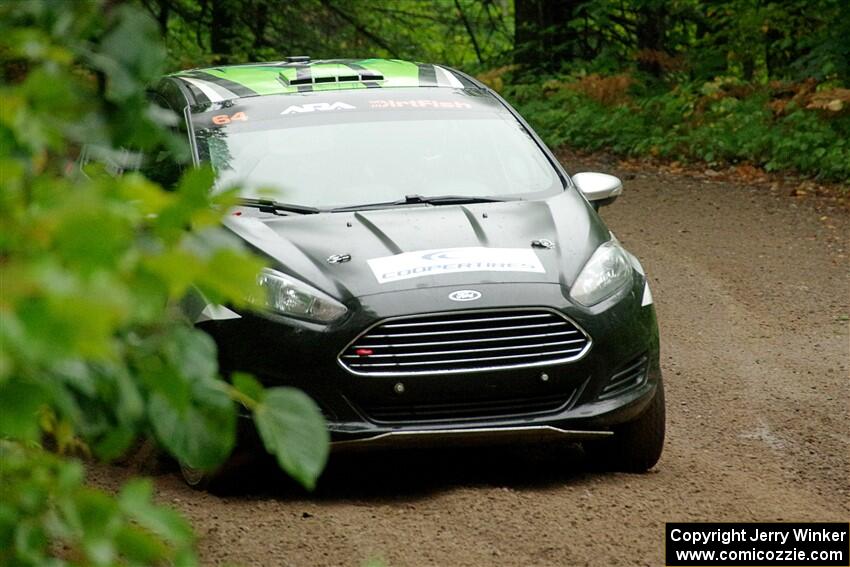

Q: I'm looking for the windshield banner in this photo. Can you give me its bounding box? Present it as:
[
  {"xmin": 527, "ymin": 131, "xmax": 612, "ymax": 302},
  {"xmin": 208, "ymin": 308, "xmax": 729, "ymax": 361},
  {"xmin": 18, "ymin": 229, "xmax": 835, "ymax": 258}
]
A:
[{"xmin": 368, "ymin": 247, "xmax": 545, "ymax": 283}]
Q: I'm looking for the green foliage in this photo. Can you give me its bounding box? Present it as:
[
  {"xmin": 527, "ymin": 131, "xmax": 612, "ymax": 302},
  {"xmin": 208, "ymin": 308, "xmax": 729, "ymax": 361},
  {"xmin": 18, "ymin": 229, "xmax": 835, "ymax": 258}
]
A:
[
  {"xmin": 0, "ymin": 442, "xmax": 195, "ymax": 566},
  {"xmin": 230, "ymin": 375, "xmax": 330, "ymax": 489},
  {"xmin": 1, "ymin": 1, "xmax": 329, "ymax": 564},
  {"xmin": 506, "ymin": 78, "xmax": 850, "ymax": 182},
  {"xmin": 153, "ymin": 0, "xmax": 513, "ymax": 71},
  {"xmin": 502, "ymin": 0, "xmax": 849, "ymax": 181},
  {"xmin": 254, "ymin": 388, "xmax": 330, "ymax": 491},
  {"xmin": 142, "ymin": 329, "xmax": 237, "ymax": 470},
  {"xmin": 510, "ymin": 0, "xmax": 850, "ymax": 85}
]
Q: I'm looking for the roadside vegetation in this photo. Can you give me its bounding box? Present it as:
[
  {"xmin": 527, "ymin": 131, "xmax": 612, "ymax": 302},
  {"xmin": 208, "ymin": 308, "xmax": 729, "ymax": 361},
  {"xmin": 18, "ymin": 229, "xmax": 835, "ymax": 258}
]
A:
[
  {"xmin": 501, "ymin": 1, "xmax": 850, "ymax": 183},
  {"xmin": 0, "ymin": 3, "xmax": 326, "ymax": 564},
  {"xmin": 504, "ymin": 74, "xmax": 850, "ymax": 183}
]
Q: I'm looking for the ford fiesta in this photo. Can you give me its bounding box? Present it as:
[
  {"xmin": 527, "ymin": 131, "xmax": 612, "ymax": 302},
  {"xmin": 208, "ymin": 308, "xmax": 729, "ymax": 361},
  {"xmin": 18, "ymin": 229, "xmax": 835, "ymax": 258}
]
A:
[{"xmin": 150, "ymin": 57, "xmax": 664, "ymax": 483}]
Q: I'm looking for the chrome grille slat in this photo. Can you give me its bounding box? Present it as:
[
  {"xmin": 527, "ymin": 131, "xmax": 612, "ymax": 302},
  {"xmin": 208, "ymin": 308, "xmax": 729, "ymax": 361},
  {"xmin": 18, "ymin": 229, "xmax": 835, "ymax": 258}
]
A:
[
  {"xmin": 349, "ymin": 347, "xmax": 585, "ymax": 368},
  {"xmin": 342, "ymin": 338, "xmax": 587, "ymax": 359},
  {"xmin": 381, "ymin": 313, "xmax": 551, "ymax": 328},
  {"xmin": 339, "ymin": 308, "xmax": 591, "ymax": 376},
  {"xmin": 352, "ymin": 329, "xmax": 578, "ymax": 349},
  {"xmin": 367, "ymin": 321, "xmax": 567, "ymax": 339}
]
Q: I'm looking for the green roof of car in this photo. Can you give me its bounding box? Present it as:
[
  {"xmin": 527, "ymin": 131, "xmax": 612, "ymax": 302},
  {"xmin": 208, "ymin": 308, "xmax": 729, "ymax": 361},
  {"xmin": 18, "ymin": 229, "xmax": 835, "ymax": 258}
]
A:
[{"xmin": 169, "ymin": 58, "xmax": 473, "ymax": 103}]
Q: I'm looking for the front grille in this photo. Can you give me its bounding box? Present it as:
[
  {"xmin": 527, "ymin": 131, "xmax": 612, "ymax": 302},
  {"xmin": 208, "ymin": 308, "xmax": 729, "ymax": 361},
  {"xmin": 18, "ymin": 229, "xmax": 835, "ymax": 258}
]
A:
[
  {"xmin": 359, "ymin": 390, "xmax": 578, "ymax": 423},
  {"xmin": 339, "ymin": 308, "xmax": 591, "ymax": 376}
]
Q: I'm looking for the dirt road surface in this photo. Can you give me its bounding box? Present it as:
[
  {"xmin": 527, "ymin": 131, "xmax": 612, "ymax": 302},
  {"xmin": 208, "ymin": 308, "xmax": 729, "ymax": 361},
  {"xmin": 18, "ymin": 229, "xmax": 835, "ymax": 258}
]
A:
[{"xmin": 94, "ymin": 156, "xmax": 849, "ymax": 566}]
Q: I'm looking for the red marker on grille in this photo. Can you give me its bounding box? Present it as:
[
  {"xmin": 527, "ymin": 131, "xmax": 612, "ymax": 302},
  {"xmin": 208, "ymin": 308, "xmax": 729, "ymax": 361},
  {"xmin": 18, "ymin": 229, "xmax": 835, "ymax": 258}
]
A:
[{"xmin": 355, "ymin": 348, "xmax": 373, "ymax": 356}]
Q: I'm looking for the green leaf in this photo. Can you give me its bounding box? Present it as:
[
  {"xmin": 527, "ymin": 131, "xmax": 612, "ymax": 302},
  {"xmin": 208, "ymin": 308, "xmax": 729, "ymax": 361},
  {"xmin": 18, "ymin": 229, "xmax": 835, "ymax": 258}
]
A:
[
  {"xmin": 112, "ymin": 364, "xmax": 145, "ymax": 426},
  {"xmin": 231, "ymin": 372, "xmax": 264, "ymax": 406},
  {"xmin": 114, "ymin": 525, "xmax": 168, "ymax": 565},
  {"xmin": 75, "ymin": 488, "xmax": 121, "ymax": 564},
  {"xmin": 253, "ymin": 388, "xmax": 328, "ymax": 490},
  {"xmin": 119, "ymin": 479, "xmax": 194, "ymax": 546},
  {"xmin": 93, "ymin": 426, "xmax": 135, "ymax": 461},
  {"xmin": 0, "ymin": 382, "xmax": 48, "ymax": 441},
  {"xmin": 154, "ymin": 167, "xmax": 217, "ymax": 239},
  {"xmin": 138, "ymin": 330, "xmax": 224, "ymax": 471},
  {"xmin": 54, "ymin": 208, "xmax": 133, "ymax": 272},
  {"xmin": 196, "ymin": 248, "xmax": 266, "ymax": 306},
  {"xmin": 13, "ymin": 520, "xmax": 48, "ymax": 563},
  {"xmin": 162, "ymin": 327, "xmax": 219, "ymax": 385},
  {"xmin": 148, "ymin": 377, "xmax": 235, "ymax": 470}
]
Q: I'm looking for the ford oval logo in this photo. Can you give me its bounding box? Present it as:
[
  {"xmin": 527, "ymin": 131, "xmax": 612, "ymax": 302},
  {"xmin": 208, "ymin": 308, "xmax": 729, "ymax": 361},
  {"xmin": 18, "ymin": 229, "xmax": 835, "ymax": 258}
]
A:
[{"xmin": 448, "ymin": 289, "xmax": 482, "ymax": 302}]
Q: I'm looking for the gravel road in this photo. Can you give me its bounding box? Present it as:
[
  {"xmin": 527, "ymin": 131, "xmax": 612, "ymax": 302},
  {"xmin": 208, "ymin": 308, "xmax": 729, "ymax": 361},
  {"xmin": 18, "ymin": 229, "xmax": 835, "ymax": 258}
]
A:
[{"xmin": 95, "ymin": 155, "xmax": 849, "ymax": 566}]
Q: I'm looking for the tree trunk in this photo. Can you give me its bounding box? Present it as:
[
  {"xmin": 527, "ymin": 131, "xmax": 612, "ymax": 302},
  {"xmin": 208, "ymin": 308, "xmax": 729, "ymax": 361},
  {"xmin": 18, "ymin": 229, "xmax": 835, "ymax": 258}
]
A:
[
  {"xmin": 250, "ymin": 1, "xmax": 269, "ymax": 57},
  {"xmin": 210, "ymin": 0, "xmax": 239, "ymax": 63},
  {"xmin": 634, "ymin": 1, "xmax": 668, "ymax": 76},
  {"xmin": 455, "ymin": 0, "xmax": 483, "ymax": 65},
  {"xmin": 153, "ymin": 0, "xmax": 170, "ymax": 36},
  {"xmin": 514, "ymin": 0, "xmax": 581, "ymax": 71}
]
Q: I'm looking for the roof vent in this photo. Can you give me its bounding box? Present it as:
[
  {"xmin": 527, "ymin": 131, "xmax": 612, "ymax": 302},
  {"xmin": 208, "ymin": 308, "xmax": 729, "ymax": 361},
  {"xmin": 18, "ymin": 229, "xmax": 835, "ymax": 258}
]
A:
[
  {"xmin": 279, "ymin": 72, "xmax": 384, "ymax": 87},
  {"xmin": 285, "ymin": 55, "xmax": 310, "ymax": 63}
]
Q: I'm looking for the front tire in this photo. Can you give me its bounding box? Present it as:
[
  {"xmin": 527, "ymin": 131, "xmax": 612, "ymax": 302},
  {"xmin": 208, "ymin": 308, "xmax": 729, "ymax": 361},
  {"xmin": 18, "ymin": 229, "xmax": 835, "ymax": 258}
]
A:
[
  {"xmin": 584, "ymin": 380, "xmax": 666, "ymax": 472},
  {"xmin": 179, "ymin": 462, "xmax": 212, "ymax": 490},
  {"xmin": 179, "ymin": 450, "xmax": 254, "ymax": 493}
]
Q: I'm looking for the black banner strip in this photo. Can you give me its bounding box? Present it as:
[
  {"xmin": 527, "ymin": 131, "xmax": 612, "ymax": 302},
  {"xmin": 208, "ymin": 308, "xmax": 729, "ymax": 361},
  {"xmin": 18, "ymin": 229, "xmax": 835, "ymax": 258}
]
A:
[
  {"xmin": 344, "ymin": 62, "xmax": 380, "ymax": 88},
  {"xmin": 188, "ymin": 71, "xmax": 258, "ymax": 97},
  {"xmin": 416, "ymin": 63, "xmax": 437, "ymax": 86},
  {"xmin": 295, "ymin": 65, "xmax": 313, "ymax": 92}
]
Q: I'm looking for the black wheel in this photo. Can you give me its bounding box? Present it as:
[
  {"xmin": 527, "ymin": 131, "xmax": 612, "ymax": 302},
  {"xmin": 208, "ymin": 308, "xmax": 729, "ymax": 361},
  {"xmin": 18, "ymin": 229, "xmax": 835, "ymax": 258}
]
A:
[
  {"xmin": 584, "ymin": 380, "xmax": 666, "ymax": 472},
  {"xmin": 178, "ymin": 450, "xmax": 254, "ymax": 493},
  {"xmin": 179, "ymin": 462, "xmax": 213, "ymax": 490}
]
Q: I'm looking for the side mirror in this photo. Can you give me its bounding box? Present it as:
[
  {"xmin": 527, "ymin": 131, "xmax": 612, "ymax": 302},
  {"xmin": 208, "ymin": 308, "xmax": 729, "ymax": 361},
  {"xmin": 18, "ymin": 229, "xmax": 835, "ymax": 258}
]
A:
[{"xmin": 571, "ymin": 172, "xmax": 623, "ymax": 209}]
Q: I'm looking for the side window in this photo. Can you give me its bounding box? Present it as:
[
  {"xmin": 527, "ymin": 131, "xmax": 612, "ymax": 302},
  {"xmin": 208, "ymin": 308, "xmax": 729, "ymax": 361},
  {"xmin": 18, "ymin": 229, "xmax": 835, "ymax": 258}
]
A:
[
  {"xmin": 78, "ymin": 145, "xmax": 143, "ymax": 177},
  {"xmin": 140, "ymin": 93, "xmax": 184, "ymax": 188},
  {"xmin": 78, "ymin": 93, "xmax": 186, "ymax": 188}
]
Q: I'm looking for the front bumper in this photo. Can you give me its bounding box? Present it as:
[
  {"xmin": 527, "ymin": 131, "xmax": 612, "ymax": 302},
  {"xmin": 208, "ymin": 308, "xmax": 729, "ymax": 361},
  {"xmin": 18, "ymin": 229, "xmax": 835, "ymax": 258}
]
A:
[{"xmin": 198, "ymin": 275, "xmax": 661, "ymax": 446}]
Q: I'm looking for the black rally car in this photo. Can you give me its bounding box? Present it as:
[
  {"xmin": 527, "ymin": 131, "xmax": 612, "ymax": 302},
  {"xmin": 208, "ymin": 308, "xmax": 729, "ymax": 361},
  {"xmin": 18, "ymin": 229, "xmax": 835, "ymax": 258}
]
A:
[{"xmin": 152, "ymin": 57, "xmax": 664, "ymax": 477}]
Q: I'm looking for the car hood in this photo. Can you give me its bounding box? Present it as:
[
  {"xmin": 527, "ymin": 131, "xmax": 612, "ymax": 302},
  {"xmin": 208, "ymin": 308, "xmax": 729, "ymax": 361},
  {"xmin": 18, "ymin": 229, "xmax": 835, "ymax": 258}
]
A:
[{"xmin": 223, "ymin": 190, "xmax": 610, "ymax": 301}]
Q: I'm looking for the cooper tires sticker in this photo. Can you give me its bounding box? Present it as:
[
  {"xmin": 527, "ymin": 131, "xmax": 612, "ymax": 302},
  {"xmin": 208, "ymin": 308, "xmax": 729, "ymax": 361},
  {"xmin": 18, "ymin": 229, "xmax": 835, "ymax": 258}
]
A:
[{"xmin": 368, "ymin": 247, "xmax": 545, "ymax": 283}]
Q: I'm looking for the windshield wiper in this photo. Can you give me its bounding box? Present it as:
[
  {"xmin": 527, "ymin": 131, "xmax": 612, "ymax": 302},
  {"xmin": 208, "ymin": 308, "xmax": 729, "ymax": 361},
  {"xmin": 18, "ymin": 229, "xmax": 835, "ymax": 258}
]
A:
[
  {"xmin": 331, "ymin": 194, "xmax": 511, "ymax": 212},
  {"xmin": 238, "ymin": 198, "xmax": 322, "ymax": 215}
]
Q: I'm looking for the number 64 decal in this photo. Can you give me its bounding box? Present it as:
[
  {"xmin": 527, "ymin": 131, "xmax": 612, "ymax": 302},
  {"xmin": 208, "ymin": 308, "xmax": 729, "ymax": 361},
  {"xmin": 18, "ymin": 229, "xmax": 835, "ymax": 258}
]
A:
[{"xmin": 212, "ymin": 111, "xmax": 247, "ymax": 125}]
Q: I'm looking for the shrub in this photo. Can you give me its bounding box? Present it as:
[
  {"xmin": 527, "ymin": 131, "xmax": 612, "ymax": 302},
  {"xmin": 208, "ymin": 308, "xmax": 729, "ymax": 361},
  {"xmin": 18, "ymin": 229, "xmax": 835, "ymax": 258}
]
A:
[
  {"xmin": 0, "ymin": 2, "xmax": 328, "ymax": 564},
  {"xmin": 503, "ymin": 74, "xmax": 850, "ymax": 183}
]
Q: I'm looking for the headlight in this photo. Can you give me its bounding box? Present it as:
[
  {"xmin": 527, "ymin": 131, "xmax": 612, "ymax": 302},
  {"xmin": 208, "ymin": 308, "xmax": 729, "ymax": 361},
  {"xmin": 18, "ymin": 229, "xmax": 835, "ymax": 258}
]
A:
[
  {"xmin": 570, "ymin": 240, "xmax": 633, "ymax": 306},
  {"xmin": 257, "ymin": 268, "xmax": 348, "ymax": 323}
]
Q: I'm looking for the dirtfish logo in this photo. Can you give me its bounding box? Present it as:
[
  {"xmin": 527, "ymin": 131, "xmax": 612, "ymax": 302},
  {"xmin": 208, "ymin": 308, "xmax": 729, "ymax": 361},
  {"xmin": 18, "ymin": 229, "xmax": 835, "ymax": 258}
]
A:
[{"xmin": 281, "ymin": 102, "xmax": 356, "ymax": 114}]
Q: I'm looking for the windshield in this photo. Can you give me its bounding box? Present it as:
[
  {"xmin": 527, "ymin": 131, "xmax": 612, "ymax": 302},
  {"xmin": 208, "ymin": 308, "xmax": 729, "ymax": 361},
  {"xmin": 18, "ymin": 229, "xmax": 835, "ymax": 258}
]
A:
[{"xmin": 191, "ymin": 88, "xmax": 562, "ymax": 209}]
